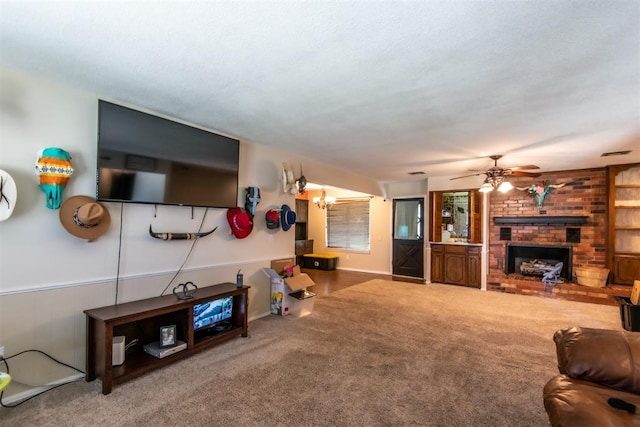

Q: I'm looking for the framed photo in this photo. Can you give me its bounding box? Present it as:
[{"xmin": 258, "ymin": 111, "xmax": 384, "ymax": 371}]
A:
[{"xmin": 160, "ymin": 325, "xmax": 176, "ymax": 348}]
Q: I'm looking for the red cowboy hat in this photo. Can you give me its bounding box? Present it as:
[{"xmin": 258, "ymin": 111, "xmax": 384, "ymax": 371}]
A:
[
  {"xmin": 226, "ymin": 207, "xmax": 253, "ymax": 239},
  {"xmin": 265, "ymin": 209, "xmax": 280, "ymax": 230}
]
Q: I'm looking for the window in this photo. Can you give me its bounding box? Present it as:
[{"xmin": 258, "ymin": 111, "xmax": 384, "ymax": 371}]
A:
[{"xmin": 326, "ymin": 199, "xmax": 370, "ymax": 251}]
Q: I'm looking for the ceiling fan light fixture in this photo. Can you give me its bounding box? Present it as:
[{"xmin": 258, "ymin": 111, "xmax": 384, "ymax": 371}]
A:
[
  {"xmin": 479, "ymin": 180, "xmax": 493, "ymax": 193},
  {"xmin": 460, "ymin": 154, "xmax": 539, "ymax": 193},
  {"xmin": 498, "ymin": 180, "xmax": 514, "ymax": 193}
]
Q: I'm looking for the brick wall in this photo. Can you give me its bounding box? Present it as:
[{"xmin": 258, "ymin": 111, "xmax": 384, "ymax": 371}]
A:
[{"xmin": 488, "ymin": 167, "xmax": 608, "ymax": 277}]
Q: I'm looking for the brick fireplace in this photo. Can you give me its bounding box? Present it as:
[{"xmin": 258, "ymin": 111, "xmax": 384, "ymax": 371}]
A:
[
  {"xmin": 505, "ymin": 243, "xmax": 573, "ymax": 280},
  {"xmin": 486, "ymin": 167, "xmax": 630, "ymax": 305}
]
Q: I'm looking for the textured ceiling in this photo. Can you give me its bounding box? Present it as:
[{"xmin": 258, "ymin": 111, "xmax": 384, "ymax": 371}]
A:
[{"xmin": 1, "ymin": 1, "xmax": 638, "ymax": 185}]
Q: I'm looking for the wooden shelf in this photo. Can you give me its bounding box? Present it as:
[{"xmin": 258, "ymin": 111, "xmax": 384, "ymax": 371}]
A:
[
  {"xmin": 608, "ymin": 163, "xmax": 640, "ymax": 285},
  {"xmin": 85, "ymin": 283, "xmax": 249, "ymax": 394},
  {"xmin": 493, "ymin": 216, "xmax": 588, "ymax": 225}
]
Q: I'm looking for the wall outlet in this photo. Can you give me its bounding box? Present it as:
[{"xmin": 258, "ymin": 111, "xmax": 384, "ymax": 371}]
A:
[{"xmin": 0, "ymin": 346, "xmax": 4, "ymax": 358}]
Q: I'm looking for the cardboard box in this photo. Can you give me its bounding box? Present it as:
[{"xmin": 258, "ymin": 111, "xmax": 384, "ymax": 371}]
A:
[
  {"xmin": 264, "ymin": 260, "xmax": 316, "ymax": 317},
  {"xmin": 271, "ymin": 258, "xmax": 295, "ymax": 275}
]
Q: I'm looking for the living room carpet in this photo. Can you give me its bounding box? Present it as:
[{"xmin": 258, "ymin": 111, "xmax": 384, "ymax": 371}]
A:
[{"xmin": 0, "ymin": 280, "xmax": 621, "ymax": 426}]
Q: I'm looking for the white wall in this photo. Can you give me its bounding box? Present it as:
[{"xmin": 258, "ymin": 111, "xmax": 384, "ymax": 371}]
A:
[{"xmin": 0, "ymin": 67, "xmax": 383, "ymax": 396}]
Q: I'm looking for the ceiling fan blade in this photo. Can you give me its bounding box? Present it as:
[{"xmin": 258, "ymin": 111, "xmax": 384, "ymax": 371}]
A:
[
  {"xmin": 450, "ymin": 172, "xmax": 483, "ymax": 180},
  {"xmin": 508, "ymin": 164, "xmax": 540, "ymax": 171},
  {"xmin": 508, "ymin": 171, "xmax": 542, "ymax": 178}
]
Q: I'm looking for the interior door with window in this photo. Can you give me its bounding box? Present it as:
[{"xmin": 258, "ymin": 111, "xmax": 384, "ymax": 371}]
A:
[{"xmin": 392, "ymin": 198, "xmax": 424, "ymax": 280}]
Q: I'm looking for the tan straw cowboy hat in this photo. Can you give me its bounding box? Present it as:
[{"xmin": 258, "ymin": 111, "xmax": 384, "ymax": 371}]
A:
[{"xmin": 59, "ymin": 195, "xmax": 111, "ymax": 241}]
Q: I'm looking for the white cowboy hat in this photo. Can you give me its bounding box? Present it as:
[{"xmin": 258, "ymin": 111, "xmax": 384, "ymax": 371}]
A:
[{"xmin": 0, "ymin": 169, "xmax": 17, "ymax": 222}]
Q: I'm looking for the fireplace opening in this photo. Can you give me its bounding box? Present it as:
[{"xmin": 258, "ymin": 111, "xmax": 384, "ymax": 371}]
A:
[{"xmin": 505, "ymin": 243, "xmax": 573, "ymax": 281}]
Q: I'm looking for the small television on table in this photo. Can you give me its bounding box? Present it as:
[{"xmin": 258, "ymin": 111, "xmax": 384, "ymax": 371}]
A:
[{"xmin": 193, "ymin": 296, "xmax": 233, "ymax": 332}]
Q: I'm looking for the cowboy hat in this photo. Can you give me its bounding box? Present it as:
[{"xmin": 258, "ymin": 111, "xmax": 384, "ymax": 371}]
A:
[
  {"xmin": 280, "ymin": 204, "xmax": 296, "ymax": 231},
  {"xmin": 226, "ymin": 207, "xmax": 253, "ymax": 239},
  {"xmin": 59, "ymin": 195, "xmax": 111, "ymax": 241},
  {"xmin": 265, "ymin": 209, "xmax": 280, "ymax": 230},
  {"xmin": 0, "ymin": 169, "xmax": 17, "ymax": 222}
]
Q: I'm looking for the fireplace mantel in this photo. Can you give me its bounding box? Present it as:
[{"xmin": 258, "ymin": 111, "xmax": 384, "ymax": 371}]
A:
[{"xmin": 493, "ymin": 216, "xmax": 588, "ymax": 225}]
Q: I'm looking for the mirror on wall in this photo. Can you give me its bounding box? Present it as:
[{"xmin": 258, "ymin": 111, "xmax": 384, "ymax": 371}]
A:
[{"xmin": 429, "ymin": 189, "xmax": 482, "ymax": 243}]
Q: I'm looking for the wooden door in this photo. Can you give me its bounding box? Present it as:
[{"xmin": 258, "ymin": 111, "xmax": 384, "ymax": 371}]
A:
[{"xmin": 392, "ymin": 198, "xmax": 424, "ymax": 279}]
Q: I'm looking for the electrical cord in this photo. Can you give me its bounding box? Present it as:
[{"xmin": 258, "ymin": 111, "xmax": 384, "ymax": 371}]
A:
[
  {"xmin": 114, "ymin": 202, "xmax": 125, "ymax": 306},
  {"xmin": 124, "ymin": 338, "xmax": 139, "ymax": 351},
  {"xmin": 0, "ymin": 350, "xmax": 85, "ymax": 408},
  {"xmin": 1, "ymin": 207, "xmax": 208, "ymax": 407},
  {"xmin": 159, "ymin": 208, "xmax": 209, "ymax": 297}
]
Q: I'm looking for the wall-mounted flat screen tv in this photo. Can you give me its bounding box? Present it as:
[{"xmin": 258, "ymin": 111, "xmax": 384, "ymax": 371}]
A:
[{"xmin": 97, "ymin": 100, "xmax": 240, "ymax": 208}]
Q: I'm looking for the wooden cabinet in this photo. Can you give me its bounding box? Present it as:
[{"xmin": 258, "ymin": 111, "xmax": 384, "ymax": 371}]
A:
[
  {"xmin": 295, "ymin": 199, "xmax": 309, "ymax": 242},
  {"xmin": 295, "ymin": 239, "xmax": 314, "ymax": 265},
  {"xmin": 467, "ymin": 246, "xmax": 481, "ymax": 287},
  {"xmin": 295, "ymin": 239, "xmax": 314, "ymax": 256},
  {"xmin": 431, "ymin": 244, "xmax": 481, "ymax": 288},
  {"xmin": 295, "ymin": 199, "xmax": 312, "ymax": 264},
  {"xmin": 295, "ymin": 199, "xmax": 308, "ymax": 223},
  {"xmin": 431, "ymin": 244, "xmax": 444, "ymax": 283},
  {"xmin": 608, "ymin": 164, "xmax": 640, "ymax": 285},
  {"xmin": 84, "ymin": 283, "xmax": 249, "ymax": 394},
  {"xmin": 444, "ymin": 245, "xmax": 467, "ymax": 285}
]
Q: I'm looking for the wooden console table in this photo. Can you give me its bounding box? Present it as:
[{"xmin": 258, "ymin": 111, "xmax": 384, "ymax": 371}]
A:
[{"xmin": 84, "ymin": 283, "xmax": 249, "ymax": 394}]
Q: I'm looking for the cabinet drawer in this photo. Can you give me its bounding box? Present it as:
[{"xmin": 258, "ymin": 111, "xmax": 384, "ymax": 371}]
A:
[{"xmin": 444, "ymin": 245, "xmax": 467, "ymax": 254}]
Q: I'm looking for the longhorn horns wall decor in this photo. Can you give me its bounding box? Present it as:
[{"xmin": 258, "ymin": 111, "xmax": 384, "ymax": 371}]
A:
[
  {"xmin": 516, "ymin": 181, "xmax": 569, "ymax": 208},
  {"xmin": 149, "ymin": 225, "xmax": 218, "ymax": 240}
]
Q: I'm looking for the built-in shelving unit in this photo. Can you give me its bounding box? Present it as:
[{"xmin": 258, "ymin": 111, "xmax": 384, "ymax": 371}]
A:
[
  {"xmin": 608, "ymin": 164, "xmax": 640, "ymax": 285},
  {"xmin": 295, "ymin": 198, "xmax": 313, "ymax": 265},
  {"xmin": 429, "ymin": 189, "xmax": 482, "ymax": 243}
]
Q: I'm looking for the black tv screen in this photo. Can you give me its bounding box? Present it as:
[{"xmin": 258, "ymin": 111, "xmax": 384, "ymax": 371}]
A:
[
  {"xmin": 97, "ymin": 100, "xmax": 239, "ymax": 208},
  {"xmin": 193, "ymin": 296, "xmax": 233, "ymax": 331}
]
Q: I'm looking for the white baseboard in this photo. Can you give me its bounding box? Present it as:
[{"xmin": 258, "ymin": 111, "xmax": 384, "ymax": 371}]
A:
[
  {"xmin": 335, "ymin": 266, "xmax": 391, "ymax": 275},
  {"xmin": 1, "ymin": 372, "xmax": 85, "ymax": 406},
  {"xmin": 249, "ymin": 311, "xmax": 271, "ymax": 322}
]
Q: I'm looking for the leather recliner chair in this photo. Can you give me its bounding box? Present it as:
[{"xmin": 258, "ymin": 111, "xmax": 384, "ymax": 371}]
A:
[{"xmin": 543, "ymin": 326, "xmax": 640, "ymax": 426}]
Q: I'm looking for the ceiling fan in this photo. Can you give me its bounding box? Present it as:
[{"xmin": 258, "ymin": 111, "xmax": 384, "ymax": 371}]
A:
[{"xmin": 450, "ymin": 155, "xmax": 541, "ymax": 192}]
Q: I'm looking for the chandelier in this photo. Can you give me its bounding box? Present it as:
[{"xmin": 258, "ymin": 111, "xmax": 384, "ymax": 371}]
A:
[{"xmin": 313, "ymin": 188, "xmax": 336, "ymax": 209}]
